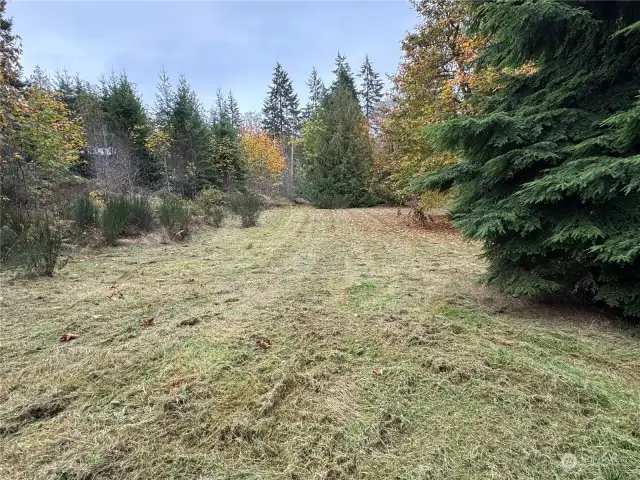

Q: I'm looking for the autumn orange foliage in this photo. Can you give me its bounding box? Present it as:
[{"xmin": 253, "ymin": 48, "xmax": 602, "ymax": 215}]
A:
[{"xmin": 239, "ymin": 127, "xmax": 285, "ymax": 185}]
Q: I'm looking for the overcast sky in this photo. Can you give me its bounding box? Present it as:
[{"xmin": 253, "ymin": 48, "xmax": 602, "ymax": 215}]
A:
[{"xmin": 8, "ymin": 1, "xmax": 419, "ymax": 113}]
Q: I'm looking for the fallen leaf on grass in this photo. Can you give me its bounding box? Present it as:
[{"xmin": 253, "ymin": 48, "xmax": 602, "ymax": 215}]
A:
[
  {"xmin": 139, "ymin": 317, "xmax": 154, "ymax": 327},
  {"xmin": 168, "ymin": 375, "xmax": 197, "ymax": 390},
  {"xmin": 255, "ymin": 338, "xmax": 272, "ymax": 349},
  {"xmin": 60, "ymin": 333, "xmax": 79, "ymax": 342},
  {"xmin": 372, "ymin": 369, "xmax": 383, "ymax": 375}
]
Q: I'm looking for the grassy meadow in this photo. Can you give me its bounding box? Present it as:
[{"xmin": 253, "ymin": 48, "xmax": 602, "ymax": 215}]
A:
[{"xmin": 1, "ymin": 207, "xmax": 639, "ymax": 479}]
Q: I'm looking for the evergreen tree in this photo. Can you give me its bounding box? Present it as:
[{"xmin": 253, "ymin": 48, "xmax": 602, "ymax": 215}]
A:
[
  {"xmin": 153, "ymin": 68, "xmax": 174, "ymax": 130},
  {"xmin": 29, "ymin": 65, "xmax": 51, "ymax": 89},
  {"xmin": 299, "ymin": 85, "xmax": 372, "ymax": 208},
  {"xmin": 358, "ymin": 54, "xmax": 384, "ymax": 126},
  {"xmin": 54, "ymin": 70, "xmax": 77, "ymax": 111},
  {"xmin": 227, "ymin": 91, "xmax": 242, "ymax": 130},
  {"xmin": 331, "ymin": 53, "xmax": 359, "ymax": 103},
  {"xmin": 211, "ymin": 87, "xmax": 229, "ymax": 126},
  {"xmin": 0, "ymin": 0, "xmax": 22, "ymax": 168},
  {"xmin": 167, "ymin": 75, "xmax": 210, "ymax": 195},
  {"xmin": 204, "ymin": 119, "xmax": 246, "ymax": 190},
  {"xmin": 262, "ymin": 62, "xmax": 300, "ymax": 139},
  {"xmin": 417, "ymin": 1, "xmax": 640, "ymax": 316},
  {"xmin": 302, "ymin": 67, "xmax": 326, "ymax": 121},
  {"xmin": 0, "ymin": 1, "xmax": 22, "ymax": 90},
  {"xmin": 100, "ymin": 71, "xmax": 159, "ymax": 186}
]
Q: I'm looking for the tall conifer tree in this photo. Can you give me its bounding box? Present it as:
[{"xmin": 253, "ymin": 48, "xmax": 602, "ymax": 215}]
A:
[
  {"xmin": 227, "ymin": 91, "xmax": 242, "ymax": 130},
  {"xmin": 331, "ymin": 53, "xmax": 358, "ymax": 103},
  {"xmin": 358, "ymin": 54, "xmax": 384, "ymax": 126},
  {"xmin": 299, "ymin": 85, "xmax": 372, "ymax": 208},
  {"xmin": 302, "ymin": 67, "xmax": 326, "ymax": 121},
  {"xmin": 262, "ymin": 62, "xmax": 300, "ymax": 139}
]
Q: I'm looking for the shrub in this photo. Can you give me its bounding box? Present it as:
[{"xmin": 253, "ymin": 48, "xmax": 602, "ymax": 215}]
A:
[
  {"xmin": 102, "ymin": 197, "xmax": 131, "ymax": 244},
  {"xmin": 194, "ymin": 188, "xmax": 227, "ymax": 226},
  {"xmin": 3, "ymin": 215, "xmax": 63, "ymax": 276},
  {"xmin": 24, "ymin": 217, "xmax": 63, "ymax": 276},
  {"xmin": 72, "ymin": 198, "xmax": 99, "ymax": 229},
  {"xmin": 195, "ymin": 188, "xmax": 225, "ymax": 210},
  {"xmin": 210, "ymin": 206, "xmax": 225, "ymax": 228},
  {"xmin": 229, "ymin": 192, "xmax": 262, "ymax": 227},
  {"xmin": 128, "ymin": 196, "xmax": 154, "ymax": 233},
  {"xmin": 158, "ymin": 196, "xmax": 191, "ymax": 239},
  {"xmin": 101, "ymin": 196, "xmax": 154, "ymax": 243}
]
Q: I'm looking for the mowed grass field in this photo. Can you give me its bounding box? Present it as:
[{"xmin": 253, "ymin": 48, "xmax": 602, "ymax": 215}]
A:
[{"xmin": 1, "ymin": 207, "xmax": 639, "ymax": 479}]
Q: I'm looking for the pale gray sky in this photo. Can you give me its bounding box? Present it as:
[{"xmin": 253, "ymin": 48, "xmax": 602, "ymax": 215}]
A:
[{"xmin": 8, "ymin": 1, "xmax": 418, "ymax": 112}]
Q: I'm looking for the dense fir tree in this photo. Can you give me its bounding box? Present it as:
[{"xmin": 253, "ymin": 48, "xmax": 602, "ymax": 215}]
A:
[
  {"xmin": 417, "ymin": 1, "xmax": 640, "ymax": 316},
  {"xmin": 203, "ymin": 118, "xmax": 246, "ymax": 190},
  {"xmin": 100, "ymin": 72, "xmax": 159, "ymax": 185},
  {"xmin": 357, "ymin": 55, "xmax": 384, "ymax": 126},
  {"xmin": 167, "ymin": 75, "xmax": 210, "ymax": 195},
  {"xmin": 200, "ymin": 89, "xmax": 245, "ymax": 188},
  {"xmin": 331, "ymin": 53, "xmax": 358, "ymax": 103},
  {"xmin": 262, "ymin": 62, "xmax": 300, "ymax": 139},
  {"xmin": 302, "ymin": 67, "xmax": 326, "ymax": 121},
  {"xmin": 227, "ymin": 91, "xmax": 242, "ymax": 130},
  {"xmin": 54, "ymin": 70, "xmax": 82, "ymax": 112},
  {"xmin": 0, "ymin": 0, "xmax": 22, "ymax": 91},
  {"xmin": 299, "ymin": 85, "xmax": 372, "ymax": 208}
]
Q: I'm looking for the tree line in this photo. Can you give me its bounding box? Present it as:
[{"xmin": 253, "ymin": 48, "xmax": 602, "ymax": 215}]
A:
[{"xmin": 1, "ymin": 0, "xmax": 387, "ymax": 205}]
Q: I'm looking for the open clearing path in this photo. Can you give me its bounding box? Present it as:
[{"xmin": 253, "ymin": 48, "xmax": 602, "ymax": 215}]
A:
[{"xmin": 1, "ymin": 207, "xmax": 639, "ymax": 479}]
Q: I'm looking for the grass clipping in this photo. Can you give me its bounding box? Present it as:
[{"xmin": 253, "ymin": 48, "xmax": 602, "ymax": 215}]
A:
[{"xmin": 1, "ymin": 206, "xmax": 639, "ymax": 479}]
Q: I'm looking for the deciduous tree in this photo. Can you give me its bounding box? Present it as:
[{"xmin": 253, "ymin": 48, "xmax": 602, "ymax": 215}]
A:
[
  {"xmin": 11, "ymin": 78, "xmax": 85, "ymax": 169},
  {"xmin": 240, "ymin": 126, "xmax": 285, "ymax": 189},
  {"xmin": 379, "ymin": 0, "xmax": 482, "ymax": 203}
]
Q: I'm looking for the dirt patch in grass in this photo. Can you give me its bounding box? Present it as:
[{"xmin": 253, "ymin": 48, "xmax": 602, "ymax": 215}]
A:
[{"xmin": 1, "ymin": 206, "xmax": 639, "ymax": 479}]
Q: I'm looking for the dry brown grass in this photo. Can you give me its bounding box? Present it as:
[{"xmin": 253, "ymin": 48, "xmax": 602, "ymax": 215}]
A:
[{"xmin": 1, "ymin": 206, "xmax": 639, "ymax": 479}]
